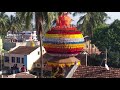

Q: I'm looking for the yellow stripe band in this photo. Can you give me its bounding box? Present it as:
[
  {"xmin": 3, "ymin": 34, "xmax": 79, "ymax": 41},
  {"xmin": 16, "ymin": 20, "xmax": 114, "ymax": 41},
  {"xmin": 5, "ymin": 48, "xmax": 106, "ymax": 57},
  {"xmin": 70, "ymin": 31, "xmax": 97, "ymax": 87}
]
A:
[
  {"xmin": 43, "ymin": 43, "xmax": 84, "ymax": 48},
  {"xmin": 45, "ymin": 34, "xmax": 84, "ymax": 38},
  {"xmin": 47, "ymin": 61, "xmax": 81, "ymax": 68}
]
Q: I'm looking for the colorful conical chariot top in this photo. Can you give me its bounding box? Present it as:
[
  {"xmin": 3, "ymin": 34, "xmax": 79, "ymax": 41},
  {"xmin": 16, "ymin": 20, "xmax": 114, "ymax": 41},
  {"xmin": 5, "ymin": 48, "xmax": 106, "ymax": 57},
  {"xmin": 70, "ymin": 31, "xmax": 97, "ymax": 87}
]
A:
[{"xmin": 43, "ymin": 13, "xmax": 84, "ymax": 57}]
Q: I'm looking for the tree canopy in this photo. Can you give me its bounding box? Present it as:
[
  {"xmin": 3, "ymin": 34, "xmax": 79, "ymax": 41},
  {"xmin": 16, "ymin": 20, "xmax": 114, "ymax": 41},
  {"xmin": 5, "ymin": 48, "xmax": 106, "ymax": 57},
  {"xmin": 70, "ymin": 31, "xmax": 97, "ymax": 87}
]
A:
[
  {"xmin": 0, "ymin": 12, "xmax": 9, "ymax": 36},
  {"xmin": 91, "ymin": 19, "xmax": 120, "ymax": 52},
  {"xmin": 73, "ymin": 12, "xmax": 110, "ymax": 38},
  {"xmin": 90, "ymin": 19, "xmax": 120, "ymax": 68},
  {"xmin": 0, "ymin": 12, "xmax": 27, "ymax": 37}
]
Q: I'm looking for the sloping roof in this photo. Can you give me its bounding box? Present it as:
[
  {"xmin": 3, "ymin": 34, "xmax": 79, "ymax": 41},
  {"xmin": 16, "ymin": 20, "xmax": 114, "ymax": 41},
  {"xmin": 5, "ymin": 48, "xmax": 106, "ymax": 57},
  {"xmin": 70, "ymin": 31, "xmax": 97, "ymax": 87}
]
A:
[
  {"xmin": 9, "ymin": 46, "xmax": 38, "ymax": 55},
  {"xmin": 35, "ymin": 53, "xmax": 81, "ymax": 63},
  {"xmin": 72, "ymin": 66, "xmax": 120, "ymax": 78},
  {"xmin": 48, "ymin": 57, "xmax": 80, "ymax": 64}
]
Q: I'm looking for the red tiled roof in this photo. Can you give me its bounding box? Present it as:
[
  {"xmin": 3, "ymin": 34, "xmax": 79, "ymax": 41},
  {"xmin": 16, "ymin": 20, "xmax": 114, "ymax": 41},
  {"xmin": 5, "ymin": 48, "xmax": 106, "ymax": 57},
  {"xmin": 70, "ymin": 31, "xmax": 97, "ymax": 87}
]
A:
[
  {"xmin": 72, "ymin": 66, "xmax": 120, "ymax": 78},
  {"xmin": 9, "ymin": 46, "xmax": 38, "ymax": 55}
]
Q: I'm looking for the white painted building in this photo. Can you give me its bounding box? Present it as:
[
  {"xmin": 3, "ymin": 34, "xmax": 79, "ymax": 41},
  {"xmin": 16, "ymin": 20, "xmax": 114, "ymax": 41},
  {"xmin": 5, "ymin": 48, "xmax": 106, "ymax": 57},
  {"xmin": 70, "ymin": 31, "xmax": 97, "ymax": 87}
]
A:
[
  {"xmin": 21, "ymin": 31, "xmax": 37, "ymax": 41},
  {"xmin": 4, "ymin": 46, "xmax": 46, "ymax": 71}
]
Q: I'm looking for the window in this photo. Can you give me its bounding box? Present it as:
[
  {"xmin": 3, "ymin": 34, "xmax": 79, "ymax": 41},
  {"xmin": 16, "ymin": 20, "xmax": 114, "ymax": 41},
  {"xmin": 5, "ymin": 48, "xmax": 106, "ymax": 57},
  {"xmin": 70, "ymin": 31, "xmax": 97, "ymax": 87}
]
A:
[
  {"xmin": 5, "ymin": 56, "xmax": 9, "ymax": 62},
  {"xmin": 92, "ymin": 44, "xmax": 94, "ymax": 48},
  {"xmin": 34, "ymin": 63, "xmax": 36, "ymax": 67},
  {"xmin": 86, "ymin": 44, "xmax": 88, "ymax": 48},
  {"xmin": 35, "ymin": 64, "xmax": 40, "ymax": 67},
  {"xmin": 37, "ymin": 64, "xmax": 40, "ymax": 67},
  {"xmin": 17, "ymin": 57, "xmax": 20, "ymax": 63},
  {"xmin": 11, "ymin": 57, "xmax": 15, "ymax": 63},
  {"xmin": 21, "ymin": 58, "xmax": 24, "ymax": 64},
  {"xmin": 95, "ymin": 48, "xmax": 97, "ymax": 52},
  {"xmin": 38, "ymin": 51, "xmax": 40, "ymax": 55}
]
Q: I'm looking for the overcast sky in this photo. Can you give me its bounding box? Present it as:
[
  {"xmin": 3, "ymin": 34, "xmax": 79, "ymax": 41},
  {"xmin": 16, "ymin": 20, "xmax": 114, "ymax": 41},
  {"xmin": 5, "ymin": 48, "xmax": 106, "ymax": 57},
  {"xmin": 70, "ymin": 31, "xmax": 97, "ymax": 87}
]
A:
[{"xmin": 5, "ymin": 12, "xmax": 120, "ymax": 25}]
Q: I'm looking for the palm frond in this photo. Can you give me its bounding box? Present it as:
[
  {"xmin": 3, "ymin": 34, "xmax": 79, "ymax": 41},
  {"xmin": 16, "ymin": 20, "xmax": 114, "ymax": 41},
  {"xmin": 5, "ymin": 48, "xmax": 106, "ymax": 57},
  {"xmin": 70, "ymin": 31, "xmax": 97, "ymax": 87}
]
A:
[{"xmin": 77, "ymin": 16, "xmax": 85, "ymax": 25}]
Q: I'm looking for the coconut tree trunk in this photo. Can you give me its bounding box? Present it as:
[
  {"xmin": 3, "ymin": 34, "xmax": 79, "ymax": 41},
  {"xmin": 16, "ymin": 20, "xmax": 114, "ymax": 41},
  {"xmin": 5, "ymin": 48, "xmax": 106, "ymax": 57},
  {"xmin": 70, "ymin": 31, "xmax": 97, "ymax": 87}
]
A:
[
  {"xmin": 39, "ymin": 22, "xmax": 43, "ymax": 78},
  {"xmin": 89, "ymin": 40, "xmax": 91, "ymax": 54},
  {"xmin": 35, "ymin": 13, "xmax": 44, "ymax": 78}
]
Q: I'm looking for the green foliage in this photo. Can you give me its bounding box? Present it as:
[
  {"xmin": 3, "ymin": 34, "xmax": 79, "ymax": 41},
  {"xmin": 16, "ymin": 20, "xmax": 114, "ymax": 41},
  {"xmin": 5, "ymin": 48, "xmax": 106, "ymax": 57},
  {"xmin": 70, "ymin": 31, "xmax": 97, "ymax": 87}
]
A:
[
  {"xmin": 7, "ymin": 14, "xmax": 25, "ymax": 33},
  {"xmin": 88, "ymin": 54, "xmax": 103, "ymax": 66},
  {"xmin": 18, "ymin": 12, "xmax": 59, "ymax": 40},
  {"xmin": 0, "ymin": 12, "xmax": 27, "ymax": 36},
  {"xmin": 88, "ymin": 52, "xmax": 120, "ymax": 68},
  {"xmin": 0, "ymin": 12, "xmax": 9, "ymax": 35},
  {"xmin": 16, "ymin": 12, "xmax": 33, "ymax": 30},
  {"xmin": 91, "ymin": 24, "xmax": 109, "ymax": 51},
  {"xmin": 92, "ymin": 19, "xmax": 120, "ymax": 52},
  {"xmin": 73, "ymin": 12, "xmax": 110, "ymax": 37},
  {"xmin": 18, "ymin": 12, "xmax": 59, "ymax": 31},
  {"xmin": 107, "ymin": 51, "xmax": 120, "ymax": 68},
  {"xmin": 91, "ymin": 19, "xmax": 120, "ymax": 68}
]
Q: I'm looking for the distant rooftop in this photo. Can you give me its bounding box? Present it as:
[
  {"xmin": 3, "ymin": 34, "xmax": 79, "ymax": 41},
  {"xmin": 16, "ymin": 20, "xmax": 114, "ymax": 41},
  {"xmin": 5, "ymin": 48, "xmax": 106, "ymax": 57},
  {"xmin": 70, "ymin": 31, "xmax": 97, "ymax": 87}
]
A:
[
  {"xmin": 72, "ymin": 66, "xmax": 120, "ymax": 78},
  {"xmin": 15, "ymin": 72, "xmax": 37, "ymax": 78},
  {"xmin": 1, "ymin": 72, "xmax": 37, "ymax": 78},
  {"xmin": 35, "ymin": 53, "xmax": 81, "ymax": 64},
  {"xmin": 9, "ymin": 46, "xmax": 38, "ymax": 55}
]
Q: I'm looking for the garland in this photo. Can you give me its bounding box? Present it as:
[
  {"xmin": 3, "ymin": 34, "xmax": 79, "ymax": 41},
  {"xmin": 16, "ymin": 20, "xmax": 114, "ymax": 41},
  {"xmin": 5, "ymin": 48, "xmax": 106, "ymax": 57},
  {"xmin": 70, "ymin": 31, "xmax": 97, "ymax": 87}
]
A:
[
  {"xmin": 43, "ymin": 41, "xmax": 84, "ymax": 44},
  {"xmin": 51, "ymin": 27, "xmax": 77, "ymax": 31},
  {"xmin": 43, "ymin": 27, "xmax": 84, "ymax": 57},
  {"xmin": 47, "ymin": 51, "xmax": 80, "ymax": 54},
  {"xmin": 43, "ymin": 43, "xmax": 84, "ymax": 47},
  {"xmin": 47, "ymin": 61, "xmax": 81, "ymax": 68},
  {"xmin": 43, "ymin": 38, "xmax": 84, "ymax": 43},
  {"xmin": 47, "ymin": 30, "xmax": 81, "ymax": 34},
  {"xmin": 45, "ymin": 34, "xmax": 83, "ymax": 38},
  {"xmin": 45, "ymin": 49, "xmax": 83, "ymax": 54},
  {"xmin": 45, "ymin": 47, "xmax": 83, "ymax": 51},
  {"xmin": 48, "ymin": 53, "xmax": 78, "ymax": 57}
]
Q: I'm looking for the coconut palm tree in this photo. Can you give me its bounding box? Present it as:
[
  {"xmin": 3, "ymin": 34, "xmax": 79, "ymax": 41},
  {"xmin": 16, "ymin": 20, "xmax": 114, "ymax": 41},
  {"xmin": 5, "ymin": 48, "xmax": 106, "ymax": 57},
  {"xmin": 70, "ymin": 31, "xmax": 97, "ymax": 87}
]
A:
[
  {"xmin": 73, "ymin": 12, "xmax": 110, "ymax": 54},
  {"xmin": 16, "ymin": 12, "xmax": 33, "ymax": 31},
  {"xmin": 0, "ymin": 12, "xmax": 9, "ymax": 36},
  {"xmin": 73, "ymin": 12, "xmax": 110, "ymax": 37},
  {"xmin": 17, "ymin": 12, "xmax": 59, "ymax": 39},
  {"xmin": 6, "ymin": 14, "xmax": 25, "ymax": 42},
  {"xmin": 17, "ymin": 12, "xmax": 59, "ymax": 78},
  {"xmin": 7, "ymin": 15, "xmax": 18, "ymax": 33}
]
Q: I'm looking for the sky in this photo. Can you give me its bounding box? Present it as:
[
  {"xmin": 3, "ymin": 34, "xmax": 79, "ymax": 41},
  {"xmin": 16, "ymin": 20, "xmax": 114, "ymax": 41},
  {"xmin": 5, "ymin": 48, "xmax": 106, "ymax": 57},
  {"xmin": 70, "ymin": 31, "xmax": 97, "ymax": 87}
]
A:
[
  {"xmin": 5, "ymin": 12, "xmax": 120, "ymax": 25},
  {"xmin": 69, "ymin": 12, "xmax": 120, "ymax": 25}
]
